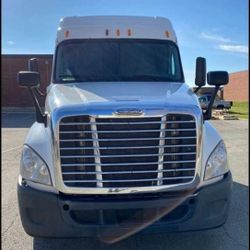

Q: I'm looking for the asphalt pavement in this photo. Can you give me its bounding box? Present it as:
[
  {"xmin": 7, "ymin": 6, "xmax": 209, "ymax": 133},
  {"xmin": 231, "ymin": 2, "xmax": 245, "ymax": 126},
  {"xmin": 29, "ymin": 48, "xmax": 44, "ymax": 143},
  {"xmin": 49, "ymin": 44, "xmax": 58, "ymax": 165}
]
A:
[{"xmin": 2, "ymin": 113, "xmax": 249, "ymax": 250}]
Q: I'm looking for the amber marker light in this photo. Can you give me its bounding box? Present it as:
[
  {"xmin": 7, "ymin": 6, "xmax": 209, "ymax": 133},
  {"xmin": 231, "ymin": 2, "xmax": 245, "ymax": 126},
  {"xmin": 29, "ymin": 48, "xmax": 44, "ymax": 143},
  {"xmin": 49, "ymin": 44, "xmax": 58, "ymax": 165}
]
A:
[
  {"xmin": 64, "ymin": 30, "xmax": 69, "ymax": 38},
  {"xmin": 165, "ymin": 31, "xmax": 170, "ymax": 38}
]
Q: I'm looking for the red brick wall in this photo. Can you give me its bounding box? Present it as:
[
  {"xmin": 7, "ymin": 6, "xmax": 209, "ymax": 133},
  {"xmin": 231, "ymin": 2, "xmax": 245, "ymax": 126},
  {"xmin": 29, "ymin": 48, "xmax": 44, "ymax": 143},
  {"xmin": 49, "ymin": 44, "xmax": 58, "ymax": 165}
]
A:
[
  {"xmin": 2, "ymin": 55, "xmax": 53, "ymax": 107},
  {"xmin": 223, "ymin": 71, "xmax": 249, "ymax": 101}
]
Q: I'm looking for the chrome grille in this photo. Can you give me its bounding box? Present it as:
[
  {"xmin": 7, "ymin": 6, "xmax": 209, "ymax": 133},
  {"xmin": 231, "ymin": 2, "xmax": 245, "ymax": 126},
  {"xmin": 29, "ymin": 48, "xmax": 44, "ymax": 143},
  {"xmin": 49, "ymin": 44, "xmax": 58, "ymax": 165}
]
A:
[{"xmin": 59, "ymin": 114, "xmax": 197, "ymax": 189}]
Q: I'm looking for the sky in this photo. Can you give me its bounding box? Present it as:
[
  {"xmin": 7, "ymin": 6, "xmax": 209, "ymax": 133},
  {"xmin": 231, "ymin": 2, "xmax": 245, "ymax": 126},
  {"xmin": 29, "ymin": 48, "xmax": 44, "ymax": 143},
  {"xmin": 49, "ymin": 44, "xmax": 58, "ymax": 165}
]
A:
[{"xmin": 2, "ymin": 0, "xmax": 248, "ymax": 86}]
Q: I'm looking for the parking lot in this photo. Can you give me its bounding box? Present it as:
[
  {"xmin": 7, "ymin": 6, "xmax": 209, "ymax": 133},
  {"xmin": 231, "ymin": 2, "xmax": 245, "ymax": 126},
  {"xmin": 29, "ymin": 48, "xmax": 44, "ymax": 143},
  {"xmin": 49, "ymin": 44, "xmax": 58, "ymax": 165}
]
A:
[{"xmin": 2, "ymin": 113, "xmax": 249, "ymax": 250}]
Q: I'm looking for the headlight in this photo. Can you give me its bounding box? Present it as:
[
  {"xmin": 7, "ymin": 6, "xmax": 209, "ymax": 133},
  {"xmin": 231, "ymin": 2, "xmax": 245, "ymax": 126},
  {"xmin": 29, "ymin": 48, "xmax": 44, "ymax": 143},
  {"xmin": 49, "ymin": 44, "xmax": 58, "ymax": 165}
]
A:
[
  {"xmin": 20, "ymin": 145, "xmax": 52, "ymax": 185},
  {"xmin": 204, "ymin": 140, "xmax": 229, "ymax": 180}
]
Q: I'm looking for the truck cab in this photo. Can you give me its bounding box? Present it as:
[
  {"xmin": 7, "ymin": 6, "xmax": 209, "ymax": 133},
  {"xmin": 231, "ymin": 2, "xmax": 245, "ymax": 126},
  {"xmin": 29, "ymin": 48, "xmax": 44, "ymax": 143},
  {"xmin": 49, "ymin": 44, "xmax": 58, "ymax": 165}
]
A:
[{"xmin": 17, "ymin": 16, "xmax": 232, "ymax": 240}]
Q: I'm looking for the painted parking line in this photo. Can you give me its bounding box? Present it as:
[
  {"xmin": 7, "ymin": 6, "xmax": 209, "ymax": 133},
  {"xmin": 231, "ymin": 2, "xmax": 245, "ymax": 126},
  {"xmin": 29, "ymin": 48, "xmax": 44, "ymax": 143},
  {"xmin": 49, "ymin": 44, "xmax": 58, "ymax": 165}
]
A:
[{"xmin": 2, "ymin": 145, "xmax": 23, "ymax": 153}]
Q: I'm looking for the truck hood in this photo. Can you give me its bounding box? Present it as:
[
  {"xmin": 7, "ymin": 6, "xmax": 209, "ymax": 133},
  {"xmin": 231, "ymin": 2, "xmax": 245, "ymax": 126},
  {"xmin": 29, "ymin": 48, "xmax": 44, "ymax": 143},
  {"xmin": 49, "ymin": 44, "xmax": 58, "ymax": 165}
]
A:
[{"xmin": 46, "ymin": 82, "xmax": 200, "ymax": 113}]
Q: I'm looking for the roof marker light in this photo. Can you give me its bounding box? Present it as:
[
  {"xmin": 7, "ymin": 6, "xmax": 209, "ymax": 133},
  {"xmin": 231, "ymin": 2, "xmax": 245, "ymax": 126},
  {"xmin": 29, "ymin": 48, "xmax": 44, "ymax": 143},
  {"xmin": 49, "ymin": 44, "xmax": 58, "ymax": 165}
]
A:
[
  {"xmin": 128, "ymin": 29, "xmax": 132, "ymax": 36},
  {"xmin": 165, "ymin": 31, "xmax": 170, "ymax": 38},
  {"xmin": 116, "ymin": 29, "xmax": 120, "ymax": 36},
  {"xmin": 64, "ymin": 30, "xmax": 69, "ymax": 38}
]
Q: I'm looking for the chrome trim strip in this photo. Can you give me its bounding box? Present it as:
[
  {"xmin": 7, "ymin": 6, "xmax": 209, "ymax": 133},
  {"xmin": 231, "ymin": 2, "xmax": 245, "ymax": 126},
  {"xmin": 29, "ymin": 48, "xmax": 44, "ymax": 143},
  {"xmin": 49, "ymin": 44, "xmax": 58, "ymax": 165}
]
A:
[
  {"xmin": 60, "ymin": 152, "xmax": 196, "ymax": 158},
  {"xmin": 60, "ymin": 120, "xmax": 195, "ymax": 125},
  {"xmin": 90, "ymin": 117, "xmax": 103, "ymax": 187},
  {"xmin": 61, "ymin": 160, "xmax": 196, "ymax": 167},
  {"xmin": 62, "ymin": 168, "xmax": 195, "ymax": 175},
  {"xmin": 59, "ymin": 128, "xmax": 196, "ymax": 134},
  {"xmin": 60, "ymin": 136, "xmax": 196, "ymax": 142},
  {"xmin": 113, "ymin": 108, "xmax": 144, "ymax": 116},
  {"xmin": 64, "ymin": 176, "xmax": 194, "ymax": 183},
  {"xmin": 158, "ymin": 116, "xmax": 166, "ymax": 186},
  {"xmin": 60, "ymin": 144, "xmax": 196, "ymax": 150}
]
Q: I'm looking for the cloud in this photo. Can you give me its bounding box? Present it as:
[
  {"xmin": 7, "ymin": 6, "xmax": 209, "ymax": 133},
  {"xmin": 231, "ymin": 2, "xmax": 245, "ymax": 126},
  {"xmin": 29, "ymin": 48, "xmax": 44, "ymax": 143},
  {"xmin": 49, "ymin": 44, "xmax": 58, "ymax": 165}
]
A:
[
  {"xmin": 7, "ymin": 40, "xmax": 15, "ymax": 45},
  {"xmin": 218, "ymin": 45, "xmax": 248, "ymax": 54},
  {"xmin": 200, "ymin": 31, "xmax": 248, "ymax": 55},
  {"xmin": 200, "ymin": 32, "xmax": 232, "ymax": 43}
]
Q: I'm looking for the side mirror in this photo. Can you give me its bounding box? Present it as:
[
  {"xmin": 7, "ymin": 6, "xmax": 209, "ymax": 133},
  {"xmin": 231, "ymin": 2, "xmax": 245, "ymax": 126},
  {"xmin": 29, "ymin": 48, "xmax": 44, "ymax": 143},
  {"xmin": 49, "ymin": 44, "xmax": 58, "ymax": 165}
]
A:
[
  {"xmin": 17, "ymin": 60, "xmax": 46, "ymax": 125},
  {"xmin": 17, "ymin": 71, "xmax": 40, "ymax": 88},
  {"xmin": 195, "ymin": 57, "xmax": 206, "ymax": 87},
  {"xmin": 207, "ymin": 71, "xmax": 229, "ymax": 86},
  {"xmin": 28, "ymin": 58, "xmax": 39, "ymax": 72}
]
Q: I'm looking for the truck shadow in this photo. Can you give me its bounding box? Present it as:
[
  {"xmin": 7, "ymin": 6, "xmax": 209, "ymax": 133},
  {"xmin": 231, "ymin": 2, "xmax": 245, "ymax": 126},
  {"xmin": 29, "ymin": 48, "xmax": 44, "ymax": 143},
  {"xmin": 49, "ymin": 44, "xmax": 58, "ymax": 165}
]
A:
[
  {"xmin": 33, "ymin": 181, "xmax": 248, "ymax": 250},
  {"xmin": 2, "ymin": 112, "xmax": 35, "ymax": 128}
]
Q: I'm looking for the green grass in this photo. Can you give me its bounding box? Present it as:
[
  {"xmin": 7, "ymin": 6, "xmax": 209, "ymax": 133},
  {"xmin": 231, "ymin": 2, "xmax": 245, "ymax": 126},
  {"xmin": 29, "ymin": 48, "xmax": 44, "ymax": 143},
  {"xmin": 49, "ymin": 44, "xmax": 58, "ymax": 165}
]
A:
[{"xmin": 228, "ymin": 101, "xmax": 248, "ymax": 119}]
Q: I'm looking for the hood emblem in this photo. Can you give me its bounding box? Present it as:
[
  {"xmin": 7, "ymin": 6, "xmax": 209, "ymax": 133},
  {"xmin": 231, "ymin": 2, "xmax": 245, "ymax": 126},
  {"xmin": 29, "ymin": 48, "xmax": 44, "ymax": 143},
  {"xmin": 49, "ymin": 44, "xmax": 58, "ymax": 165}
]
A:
[{"xmin": 114, "ymin": 108, "xmax": 144, "ymax": 116}]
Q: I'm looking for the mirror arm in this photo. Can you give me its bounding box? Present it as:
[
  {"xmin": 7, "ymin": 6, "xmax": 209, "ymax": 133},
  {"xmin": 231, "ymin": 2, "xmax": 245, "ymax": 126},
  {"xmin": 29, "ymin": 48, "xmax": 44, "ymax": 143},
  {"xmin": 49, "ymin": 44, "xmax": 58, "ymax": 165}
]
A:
[
  {"xmin": 203, "ymin": 85, "xmax": 220, "ymax": 120},
  {"xmin": 194, "ymin": 86, "xmax": 202, "ymax": 94},
  {"xmin": 34, "ymin": 87, "xmax": 46, "ymax": 97},
  {"xmin": 28, "ymin": 87, "xmax": 47, "ymax": 125}
]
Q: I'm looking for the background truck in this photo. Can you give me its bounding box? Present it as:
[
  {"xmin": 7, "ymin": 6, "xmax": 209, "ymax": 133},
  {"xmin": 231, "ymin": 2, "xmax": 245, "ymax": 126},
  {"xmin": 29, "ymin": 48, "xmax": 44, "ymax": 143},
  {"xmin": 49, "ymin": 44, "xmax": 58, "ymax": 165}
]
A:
[
  {"xmin": 198, "ymin": 95, "xmax": 233, "ymax": 110},
  {"xmin": 17, "ymin": 16, "xmax": 232, "ymax": 241}
]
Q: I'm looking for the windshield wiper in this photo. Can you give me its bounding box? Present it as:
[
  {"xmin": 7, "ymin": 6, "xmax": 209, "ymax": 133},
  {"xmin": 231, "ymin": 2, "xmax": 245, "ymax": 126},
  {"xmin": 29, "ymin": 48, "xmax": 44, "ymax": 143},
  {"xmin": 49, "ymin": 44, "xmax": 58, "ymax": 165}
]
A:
[
  {"xmin": 57, "ymin": 74, "xmax": 178, "ymax": 83},
  {"xmin": 58, "ymin": 74, "xmax": 81, "ymax": 82},
  {"xmin": 121, "ymin": 74, "xmax": 175, "ymax": 81}
]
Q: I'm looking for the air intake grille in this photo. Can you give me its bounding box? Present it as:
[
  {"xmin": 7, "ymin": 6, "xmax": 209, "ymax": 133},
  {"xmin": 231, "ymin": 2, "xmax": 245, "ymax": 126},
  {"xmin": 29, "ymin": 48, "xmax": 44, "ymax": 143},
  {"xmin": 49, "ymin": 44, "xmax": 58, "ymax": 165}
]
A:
[{"xmin": 59, "ymin": 114, "xmax": 196, "ymax": 189}]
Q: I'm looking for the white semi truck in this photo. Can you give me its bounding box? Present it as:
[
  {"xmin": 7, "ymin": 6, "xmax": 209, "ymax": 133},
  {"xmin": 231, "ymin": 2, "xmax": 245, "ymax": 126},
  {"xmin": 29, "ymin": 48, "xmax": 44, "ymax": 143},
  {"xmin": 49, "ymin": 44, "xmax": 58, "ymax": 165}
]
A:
[{"xmin": 17, "ymin": 16, "xmax": 232, "ymax": 240}]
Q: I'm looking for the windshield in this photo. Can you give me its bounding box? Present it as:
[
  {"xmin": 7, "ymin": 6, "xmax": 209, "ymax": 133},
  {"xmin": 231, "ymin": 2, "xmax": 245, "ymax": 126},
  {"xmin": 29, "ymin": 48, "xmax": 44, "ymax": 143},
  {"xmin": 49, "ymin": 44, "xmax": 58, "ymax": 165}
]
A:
[{"xmin": 54, "ymin": 39, "xmax": 184, "ymax": 83}]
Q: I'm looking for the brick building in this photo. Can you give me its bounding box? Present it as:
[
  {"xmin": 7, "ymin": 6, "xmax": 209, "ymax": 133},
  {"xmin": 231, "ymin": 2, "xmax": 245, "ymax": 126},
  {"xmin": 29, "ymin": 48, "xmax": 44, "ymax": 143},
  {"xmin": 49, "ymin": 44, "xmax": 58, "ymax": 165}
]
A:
[
  {"xmin": 2, "ymin": 54, "xmax": 53, "ymax": 107},
  {"xmin": 223, "ymin": 70, "xmax": 248, "ymax": 101}
]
